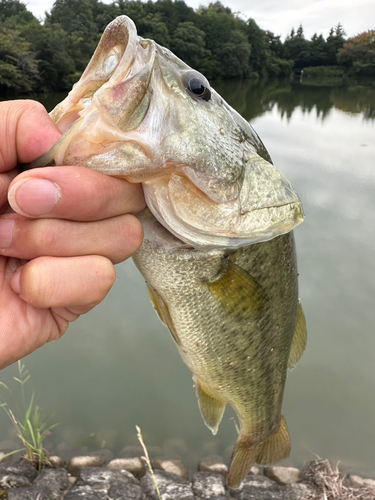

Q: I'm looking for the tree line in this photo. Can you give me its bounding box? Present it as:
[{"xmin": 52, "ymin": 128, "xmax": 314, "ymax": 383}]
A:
[{"xmin": 0, "ymin": 0, "xmax": 374, "ymax": 95}]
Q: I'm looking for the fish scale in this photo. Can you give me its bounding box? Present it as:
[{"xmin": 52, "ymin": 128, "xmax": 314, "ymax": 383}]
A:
[{"xmin": 25, "ymin": 15, "xmax": 307, "ymax": 488}]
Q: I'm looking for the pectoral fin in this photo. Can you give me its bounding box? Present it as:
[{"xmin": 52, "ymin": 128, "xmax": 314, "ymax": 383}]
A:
[
  {"xmin": 146, "ymin": 285, "xmax": 181, "ymax": 346},
  {"xmin": 194, "ymin": 378, "xmax": 226, "ymax": 435},
  {"xmin": 208, "ymin": 262, "xmax": 267, "ymax": 319},
  {"xmin": 288, "ymin": 301, "xmax": 307, "ymax": 369}
]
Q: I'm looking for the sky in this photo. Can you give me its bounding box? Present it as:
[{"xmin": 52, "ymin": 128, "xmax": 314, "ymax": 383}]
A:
[{"xmin": 26, "ymin": 0, "xmax": 374, "ymax": 41}]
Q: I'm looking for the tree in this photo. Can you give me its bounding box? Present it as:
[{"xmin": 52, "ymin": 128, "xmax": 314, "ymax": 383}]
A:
[
  {"xmin": 0, "ymin": 27, "xmax": 39, "ymax": 93},
  {"xmin": 284, "ymin": 24, "xmax": 311, "ymax": 68},
  {"xmin": 337, "ymin": 30, "xmax": 375, "ymax": 75},
  {"xmin": 171, "ymin": 21, "xmax": 210, "ymax": 73},
  {"xmin": 325, "ymin": 23, "xmax": 346, "ymax": 65}
]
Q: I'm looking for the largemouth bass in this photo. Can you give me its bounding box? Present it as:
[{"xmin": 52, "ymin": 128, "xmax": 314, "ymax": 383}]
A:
[{"xmin": 28, "ymin": 16, "xmax": 307, "ymax": 487}]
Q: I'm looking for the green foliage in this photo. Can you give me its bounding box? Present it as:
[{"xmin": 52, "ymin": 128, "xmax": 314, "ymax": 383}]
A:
[
  {"xmin": 338, "ymin": 30, "xmax": 375, "ymax": 75},
  {"xmin": 0, "ymin": 0, "xmax": 372, "ymax": 95},
  {"xmin": 0, "ymin": 361, "xmax": 58, "ymax": 470},
  {"xmin": 0, "ymin": 26, "xmax": 39, "ymax": 93},
  {"xmin": 303, "ymin": 65, "xmax": 344, "ymax": 78}
]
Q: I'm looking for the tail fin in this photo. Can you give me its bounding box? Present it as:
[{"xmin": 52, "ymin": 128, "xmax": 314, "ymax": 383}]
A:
[
  {"xmin": 255, "ymin": 415, "xmax": 291, "ymax": 465},
  {"xmin": 227, "ymin": 435, "xmax": 257, "ymax": 488},
  {"xmin": 227, "ymin": 416, "xmax": 291, "ymax": 488}
]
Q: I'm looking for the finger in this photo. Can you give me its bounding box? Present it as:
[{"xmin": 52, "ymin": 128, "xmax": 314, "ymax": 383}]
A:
[
  {"xmin": 0, "ymin": 213, "xmax": 143, "ymax": 264},
  {"xmin": 10, "ymin": 255, "xmax": 116, "ymax": 309},
  {"xmin": 8, "ymin": 166, "xmax": 146, "ymax": 219},
  {"xmin": 0, "ymin": 100, "xmax": 61, "ymax": 171},
  {"xmin": 0, "ymin": 169, "xmax": 18, "ymax": 213}
]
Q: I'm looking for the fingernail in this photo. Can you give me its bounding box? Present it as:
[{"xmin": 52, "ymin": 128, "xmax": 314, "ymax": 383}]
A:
[
  {"xmin": 11, "ymin": 268, "xmax": 21, "ymax": 294},
  {"xmin": 8, "ymin": 178, "xmax": 61, "ymax": 216},
  {"xmin": 0, "ymin": 219, "xmax": 14, "ymax": 250}
]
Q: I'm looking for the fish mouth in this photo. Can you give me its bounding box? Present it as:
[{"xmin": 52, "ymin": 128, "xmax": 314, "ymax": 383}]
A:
[
  {"xmin": 42, "ymin": 16, "xmax": 155, "ymax": 167},
  {"xmin": 142, "ymin": 159, "xmax": 304, "ymax": 249}
]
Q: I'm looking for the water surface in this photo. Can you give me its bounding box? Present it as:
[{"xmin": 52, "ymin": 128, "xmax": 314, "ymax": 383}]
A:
[{"xmin": 1, "ymin": 78, "xmax": 375, "ymax": 476}]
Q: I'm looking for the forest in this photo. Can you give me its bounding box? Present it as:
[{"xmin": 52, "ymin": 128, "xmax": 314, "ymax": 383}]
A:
[{"xmin": 0, "ymin": 0, "xmax": 374, "ymax": 95}]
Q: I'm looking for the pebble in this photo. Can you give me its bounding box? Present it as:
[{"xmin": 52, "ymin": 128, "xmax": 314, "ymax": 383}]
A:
[
  {"xmin": 79, "ymin": 467, "xmax": 138, "ymax": 487},
  {"xmin": 67, "ymin": 455, "xmax": 107, "ymax": 475},
  {"xmin": 345, "ymin": 473, "xmax": 375, "ymax": 489},
  {"xmin": 0, "ymin": 462, "xmax": 38, "ymax": 482},
  {"xmin": 107, "ymin": 457, "xmax": 145, "ymax": 477},
  {"xmin": 151, "ymin": 458, "xmax": 188, "ymax": 478},
  {"xmin": 198, "ymin": 456, "xmax": 228, "ymax": 476},
  {"xmin": 49, "ymin": 456, "xmax": 67, "ymax": 468},
  {"xmin": 64, "ymin": 485, "xmax": 107, "ymax": 500},
  {"xmin": 0, "ymin": 457, "xmax": 372, "ymax": 500},
  {"xmin": 34, "ymin": 468, "xmax": 69, "ymax": 491},
  {"xmin": 264, "ymin": 466, "xmax": 302, "ymax": 485},
  {"xmin": 192, "ymin": 471, "xmax": 226, "ymax": 498},
  {"xmin": 141, "ymin": 469, "xmax": 194, "ymax": 500},
  {"xmin": 108, "ymin": 482, "xmax": 146, "ymax": 499}
]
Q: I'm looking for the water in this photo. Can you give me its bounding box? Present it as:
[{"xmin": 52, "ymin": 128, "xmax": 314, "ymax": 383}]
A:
[{"xmin": 1, "ymin": 78, "xmax": 375, "ymax": 477}]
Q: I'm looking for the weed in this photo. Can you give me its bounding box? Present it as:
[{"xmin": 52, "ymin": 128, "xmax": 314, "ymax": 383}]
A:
[
  {"xmin": 0, "ymin": 361, "xmax": 58, "ymax": 470},
  {"xmin": 136, "ymin": 425, "xmax": 162, "ymax": 500}
]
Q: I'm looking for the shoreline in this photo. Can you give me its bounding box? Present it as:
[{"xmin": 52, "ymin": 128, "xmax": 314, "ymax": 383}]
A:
[{"xmin": 0, "ymin": 453, "xmax": 374, "ymax": 499}]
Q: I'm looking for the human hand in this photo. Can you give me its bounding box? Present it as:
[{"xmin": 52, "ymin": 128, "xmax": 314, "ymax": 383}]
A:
[{"xmin": 0, "ymin": 100, "xmax": 145, "ymax": 369}]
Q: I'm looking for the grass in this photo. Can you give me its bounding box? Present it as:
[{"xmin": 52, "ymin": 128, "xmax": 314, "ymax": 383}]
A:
[
  {"xmin": 0, "ymin": 361, "xmax": 58, "ymax": 470},
  {"xmin": 136, "ymin": 425, "xmax": 162, "ymax": 500},
  {"xmin": 303, "ymin": 458, "xmax": 375, "ymax": 500}
]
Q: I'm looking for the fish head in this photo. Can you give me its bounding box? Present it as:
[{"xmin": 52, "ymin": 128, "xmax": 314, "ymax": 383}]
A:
[{"xmin": 37, "ymin": 15, "xmax": 303, "ymax": 249}]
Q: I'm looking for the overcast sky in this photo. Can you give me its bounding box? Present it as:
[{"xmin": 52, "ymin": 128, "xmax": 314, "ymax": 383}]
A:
[{"xmin": 26, "ymin": 0, "xmax": 374, "ymax": 41}]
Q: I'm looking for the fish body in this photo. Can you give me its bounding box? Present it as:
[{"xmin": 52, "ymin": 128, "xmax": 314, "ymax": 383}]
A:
[{"xmin": 28, "ymin": 16, "xmax": 306, "ymax": 487}]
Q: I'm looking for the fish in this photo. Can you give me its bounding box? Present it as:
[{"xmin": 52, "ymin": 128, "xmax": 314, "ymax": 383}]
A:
[{"xmin": 27, "ymin": 16, "xmax": 307, "ymax": 488}]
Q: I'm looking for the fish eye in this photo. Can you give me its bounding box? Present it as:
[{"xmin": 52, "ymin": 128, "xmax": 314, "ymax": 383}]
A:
[{"xmin": 183, "ymin": 72, "xmax": 211, "ymax": 102}]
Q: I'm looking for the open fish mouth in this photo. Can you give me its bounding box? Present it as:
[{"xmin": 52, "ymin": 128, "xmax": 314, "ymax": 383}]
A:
[{"xmin": 27, "ymin": 15, "xmax": 304, "ymax": 249}]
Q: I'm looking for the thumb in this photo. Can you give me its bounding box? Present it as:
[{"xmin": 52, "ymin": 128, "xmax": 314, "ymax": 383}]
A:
[{"xmin": 0, "ymin": 100, "xmax": 61, "ymax": 172}]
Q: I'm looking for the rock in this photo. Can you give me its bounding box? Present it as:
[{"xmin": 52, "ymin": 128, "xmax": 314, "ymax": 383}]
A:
[
  {"xmin": 198, "ymin": 456, "xmax": 228, "ymax": 476},
  {"xmin": 151, "ymin": 458, "xmax": 188, "ymax": 478},
  {"xmin": 69, "ymin": 476, "xmax": 78, "ymax": 487},
  {"xmin": 0, "ymin": 474, "xmax": 31, "ymax": 489},
  {"xmin": 108, "ymin": 482, "xmax": 146, "ymax": 499},
  {"xmin": 240, "ymin": 475, "xmax": 280, "ymax": 491},
  {"xmin": 141, "ymin": 469, "xmax": 194, "ymax": 500},
  {"xmin": 108, "ymin": 457, "xmax": 146, "ymax": 477},
  {"xmin": 283, "ymin": 483, "xmax": 314, "ymax": 500},
  {"xmin": 264, "ymin": 466, "xmax": 302, "ymax": 485},
  {"xmin": 0, "ymin": 462, "xmax": 38, "ymax": 482},
  {"xmin": 64, "ymin": 485, "xmax": 107, "ymax": 500},
  {"xmin": 192, "ymin": 472, "xmax": 226, "ymax": 498},
  {"xmin": 79, "ymin": 467, "xmax": 138, "ymax": 487},
  {"xmin": 67, "ymin": 456, "xmax": 107, "ymax": 475},
  {"xmin": 34, "ymin": 468, "xmax": 69, "ymax": 491},
  {"xmin": 236, "ymin": 490, "xmax": 285, "ymax": 500},
  {"xmin": 229, "ymin": 475, "xmax": 280, "ymax": 499},
  {"xmin": 7, "ymin": 486, "xmax": 59, "ymax": 500},
  {"xmin": 345, "ymin": 474, "xmax": 375, "ymax": 489},
  {"xmin": 90, "ymin": 450, "xmax": 114, "ymax": 463},
  {"xmin": 0, "ymin": 449, "xmax": 13, "ymax": 463},
  {"xmin": 249, "ymin": 466, "xmax": 260, "ymax": 475},
  {"xmin": 49, "ymin": 456, "xmax": 67, "ymax": 468}
]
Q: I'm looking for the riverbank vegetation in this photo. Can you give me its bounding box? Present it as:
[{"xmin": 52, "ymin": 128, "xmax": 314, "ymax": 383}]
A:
[{"xmin": 0, "ymin": 0, "xmax": 374, "ymax": 95}]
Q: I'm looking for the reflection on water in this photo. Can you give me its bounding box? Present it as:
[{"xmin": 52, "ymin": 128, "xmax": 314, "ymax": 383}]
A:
[
  {"xmin": 212, "ymin": 79, "xmax": 375, "ymax": 122},
  {"xmin": 1, "ymin": 80, "xmax": 375, "ymax": 477}
]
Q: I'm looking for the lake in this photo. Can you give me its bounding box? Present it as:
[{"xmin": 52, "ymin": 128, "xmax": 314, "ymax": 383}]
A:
[{"xmin": 1, "ymin": 77, "xmax": 375, "ymax": 477}]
